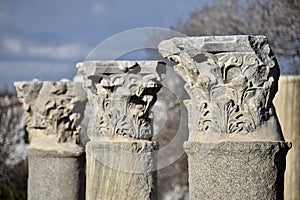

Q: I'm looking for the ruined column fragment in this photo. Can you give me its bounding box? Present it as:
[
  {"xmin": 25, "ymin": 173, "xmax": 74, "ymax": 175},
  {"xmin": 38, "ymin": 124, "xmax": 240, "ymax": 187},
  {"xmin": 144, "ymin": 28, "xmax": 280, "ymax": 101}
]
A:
[
  {"xmin": 274, "ymin": 76, "xmax": 300, "ymax": 200},
  {"xmin": 77, "ymin": 60, "xmax": 165, "ymax": 200},
  {"xmin": 15, "ymin": 81, "xmax": 87, "ymax": 200},
  {"xmin": 158, "ymin": 35, "xmax": 291, "ymax": 200}
]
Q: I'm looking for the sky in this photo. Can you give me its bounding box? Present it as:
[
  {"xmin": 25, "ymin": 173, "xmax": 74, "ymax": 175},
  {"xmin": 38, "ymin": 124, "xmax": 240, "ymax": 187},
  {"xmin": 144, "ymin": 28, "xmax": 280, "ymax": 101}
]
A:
[{"xmin": 0, "ymin": 0, "xmax": 204, "ymax": 91}]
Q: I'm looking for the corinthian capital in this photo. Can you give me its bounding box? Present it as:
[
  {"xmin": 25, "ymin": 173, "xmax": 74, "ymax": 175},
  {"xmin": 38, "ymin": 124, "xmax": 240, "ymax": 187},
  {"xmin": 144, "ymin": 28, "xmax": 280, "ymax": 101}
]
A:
[
  {"xmin": 14, "ymin": 81, "xmax": 87, "ymax": 145},
  {"xmin": 77, "ymin": 61, "xmax": 165, "ymax": 140},
  {"xmin": 158, "ymin": 35, "xmax": 284, "ymax": 142}
]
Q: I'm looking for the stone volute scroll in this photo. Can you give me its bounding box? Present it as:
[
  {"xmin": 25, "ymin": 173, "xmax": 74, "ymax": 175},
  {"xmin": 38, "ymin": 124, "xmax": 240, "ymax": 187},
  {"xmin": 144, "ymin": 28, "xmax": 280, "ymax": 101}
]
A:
[
  {"xmin": 158, "ymin": 35, "xmax": 291, "ymax": 200},
  {"xmin": 159, "ymin": 35, "xmax": 285, "ymax": 142}
]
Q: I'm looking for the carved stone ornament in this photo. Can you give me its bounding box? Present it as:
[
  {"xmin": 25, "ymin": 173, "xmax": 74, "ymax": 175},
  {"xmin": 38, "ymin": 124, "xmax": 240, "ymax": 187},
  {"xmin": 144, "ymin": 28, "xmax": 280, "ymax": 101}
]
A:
[
  {"xmin": 14, "ymin": 81, "xmax": 87, "ymax": 145},
  {"xmin": 158, "ymin": 35, "xmax": 284, "ymax": 141},
  {"xmin": 77, "ymin": 61, "xmax": 165, "ymax": 140}
]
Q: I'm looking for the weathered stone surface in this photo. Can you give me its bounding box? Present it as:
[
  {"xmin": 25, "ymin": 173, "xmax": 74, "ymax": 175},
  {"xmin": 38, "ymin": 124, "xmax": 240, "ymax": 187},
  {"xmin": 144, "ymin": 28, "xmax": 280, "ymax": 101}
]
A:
[
  {"xmin": 78, "ymin": 61, "xmax": 164, "ymax": 200},
  {"xmin": 15, "ymin": 81, "xmax": 87, "ymax": 200},
  {"xmin": 86, "ymin": 140, "xmax": 158, "ymax": 200},
  {"xmin": 77, "ymin": 61, "xmax": 165, "ymax": 140},
  {"xmin": 274, "ymin": 76, "xmax": 300, "ymax": 200},
  {"xmin": 184, "ymin": 141, "xmax": 291, "ymax": 200},
  {"xmin": 158, "ymin": 35, "xmax": 284, "ymax": 142},
  {"xmin": 28, "ymin": 148, "xmax": 85, "ymax": 200},
  {"xmin": 14, "ymin": 81, "xmax": 87, "ymax": 146},
  {"xmin": 158, "ymin": 36, "xmax": 291, "ymax": 200}
]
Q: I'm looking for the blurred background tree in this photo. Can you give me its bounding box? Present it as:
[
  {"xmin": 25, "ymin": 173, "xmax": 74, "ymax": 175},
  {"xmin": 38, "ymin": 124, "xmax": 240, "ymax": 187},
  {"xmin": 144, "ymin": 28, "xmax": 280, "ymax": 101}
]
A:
[
  {"xmin": 173, "ymin": 0, "xmax": 299, "ymax": 74},
  {"xmin": 0, "ymin": 91, "xmax": 28, "ymax": 200}
]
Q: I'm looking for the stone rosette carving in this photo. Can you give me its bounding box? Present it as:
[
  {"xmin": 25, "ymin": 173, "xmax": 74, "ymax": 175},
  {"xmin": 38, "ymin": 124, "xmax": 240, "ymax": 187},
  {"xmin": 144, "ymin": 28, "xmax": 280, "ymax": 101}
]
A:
[
  {"xmin": 77, "ymin": 60, "xmax": 165, "ymax": 140},
  {"xmin": 158, "ymin": 35, "xmax": 284, "ymax": 141},
  {"xmin": 14, "ymin": 81, "xmax": 87, "ymax": 145}
]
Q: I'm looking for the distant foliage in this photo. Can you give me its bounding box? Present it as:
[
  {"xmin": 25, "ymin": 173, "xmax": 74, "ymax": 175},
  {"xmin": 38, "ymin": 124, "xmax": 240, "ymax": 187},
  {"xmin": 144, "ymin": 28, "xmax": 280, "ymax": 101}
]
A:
[
  {"xmin": 174, "ymin": 0, "xmax": 300, "ymax": 74},
  {"xmin": 0, "ymin": 92, "xmax": 28, "ymax": 200}
]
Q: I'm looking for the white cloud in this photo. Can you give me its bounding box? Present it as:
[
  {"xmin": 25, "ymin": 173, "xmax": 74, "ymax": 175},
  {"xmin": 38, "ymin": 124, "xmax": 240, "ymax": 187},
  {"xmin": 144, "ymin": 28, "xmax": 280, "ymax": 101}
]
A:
[
  {"xmin": 0, "ymin": 60, "xmax": 77, "ymax": 85},
  {"xmin": 28, "ymin": 44, "xmax": 89, "ymax": 61},
  {"xmin": 93, "ymin": 2, "xmax": 107, "ymax": 15},
  {"xmin": 2, "ymin": 38, "xmax": 24, "ymax": 55},
  {"xmin": 1, "ymin": 38, "xmax": 89, "ymax": 61}
]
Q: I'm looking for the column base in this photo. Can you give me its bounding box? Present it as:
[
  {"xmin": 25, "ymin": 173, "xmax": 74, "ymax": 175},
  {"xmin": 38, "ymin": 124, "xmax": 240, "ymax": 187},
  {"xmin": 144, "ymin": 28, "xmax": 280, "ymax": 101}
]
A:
[
  {"xmin": 184, "ymin": 141, "xmax": 291, "ymax": 200},
  {"xmin": 27, "ymin": 147, "xmax": 85, "ymax": 200},
  {"xmin": 86, "ymin": 140, "xmax": 158, "ymax": 200}
]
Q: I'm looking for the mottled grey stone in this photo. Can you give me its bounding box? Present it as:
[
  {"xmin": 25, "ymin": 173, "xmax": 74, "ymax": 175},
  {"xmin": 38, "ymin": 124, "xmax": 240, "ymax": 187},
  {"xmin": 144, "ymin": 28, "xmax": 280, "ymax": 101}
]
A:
[
  {"xmin": 184, "ymin": 141, "xmax": 291, "ymax": 200},
  {"xmin": 86, "ymin": 140, "xmax": 158, "ymax": 200},
  {"xmin": 27, "ymin": 147, "xmax": 85, "ymax": 200}
]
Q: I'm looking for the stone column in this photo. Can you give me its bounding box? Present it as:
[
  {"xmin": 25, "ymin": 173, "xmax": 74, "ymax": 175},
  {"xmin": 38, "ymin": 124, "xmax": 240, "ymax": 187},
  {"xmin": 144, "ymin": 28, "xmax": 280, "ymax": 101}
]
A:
[
  {"xmin": 77, "ymin": 60, "xmax": 165, "ymax": 200},
  {"xmin": 158, "ymin": 35, "xmax": 291, "ymax": 200},
  {"xmin": 274, "ymin": 76, "xmax": 300, "ymax": 200},
  {"xmin": 14, "ymin": 81, "xmax": 87, "ymax": 200}
]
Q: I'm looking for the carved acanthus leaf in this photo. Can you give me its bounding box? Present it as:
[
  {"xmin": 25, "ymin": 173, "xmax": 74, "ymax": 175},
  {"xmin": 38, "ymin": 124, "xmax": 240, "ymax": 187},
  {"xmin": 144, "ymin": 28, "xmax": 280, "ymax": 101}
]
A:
[
  {"xmin": 15, "ymin": 81, "xmax": 87, "ymax": 144},
  {"xmin": 158, "ymin": 35, "xmax": 282, "ymax": 139},
  {"xmin": 78, "ymin": 61, "xmax": 164, "ymax": 140}
]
